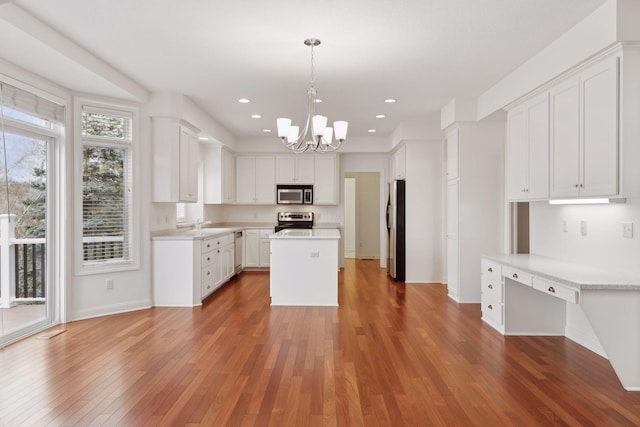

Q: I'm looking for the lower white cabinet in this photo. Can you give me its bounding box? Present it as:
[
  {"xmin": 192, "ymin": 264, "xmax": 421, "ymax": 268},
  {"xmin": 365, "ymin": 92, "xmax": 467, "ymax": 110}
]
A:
[
  {"xmin": 244, "ymin": 228, "xmax": 272, "ymax": 267},
  {"xmin": 153, "ymin": 233, "xmax": 235, "ymax": 306},
  {"xmin": 201, "ymin": 234, "xmax": 235, "ymax": 299},
  {"xmin": 480, "ymin": 259, "xmax": 503, "ymax": 332}
]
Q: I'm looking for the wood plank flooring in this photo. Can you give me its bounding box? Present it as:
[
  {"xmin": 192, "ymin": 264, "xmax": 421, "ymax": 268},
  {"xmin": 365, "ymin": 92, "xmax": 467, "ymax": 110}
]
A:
[{"xmin": 1, "ymin": 259, "xmax": 639, "ymax": 426}]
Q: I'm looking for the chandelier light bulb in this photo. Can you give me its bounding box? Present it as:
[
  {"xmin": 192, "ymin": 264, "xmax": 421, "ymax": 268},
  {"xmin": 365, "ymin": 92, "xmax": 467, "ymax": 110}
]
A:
[
  {"xmin": 333, "ymin": 121, "xmax": 348, "ymax": 142},
  {"xmin": 276, "ymin": 38, "xmax": 348, "ymax": 153},
  {"xmin": 287, "ymin": 125, "xmax": 299, "ymax": 143},
  {"xmin": 277, "ymin": 118, "xmax": 291, "ymax": 139}
]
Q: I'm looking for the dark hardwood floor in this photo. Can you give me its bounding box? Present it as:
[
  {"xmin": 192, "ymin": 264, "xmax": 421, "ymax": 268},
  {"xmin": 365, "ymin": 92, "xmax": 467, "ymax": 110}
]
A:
[{"xmin": 1, "ymin": 259, "xmax": 639, "ymax": 426}]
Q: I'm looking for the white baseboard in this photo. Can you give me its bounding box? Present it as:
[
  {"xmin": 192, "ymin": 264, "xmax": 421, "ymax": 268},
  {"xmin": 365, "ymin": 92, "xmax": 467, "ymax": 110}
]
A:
[{"xmin": 70, "ymin": 299, "xmax": 152, "ymax": 322}]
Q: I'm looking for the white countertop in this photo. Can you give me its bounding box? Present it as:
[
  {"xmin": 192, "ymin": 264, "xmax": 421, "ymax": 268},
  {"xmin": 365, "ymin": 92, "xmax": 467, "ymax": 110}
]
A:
[
  {"xmin": 152, "ymin": 227, "xmax": 242, "ymax": 241},
  {"xmin": 483, "ymin": 254, "xmax": 640, "ymax": 290},
  {"xmin": 270, "ymin": 229, "xmax": 341, "ymax": 240}
]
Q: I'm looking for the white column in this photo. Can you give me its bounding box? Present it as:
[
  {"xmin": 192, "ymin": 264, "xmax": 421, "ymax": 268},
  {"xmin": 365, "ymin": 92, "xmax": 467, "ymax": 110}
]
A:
[{"xmin": 1, "ymin": 214, "xmax": 16, "ymax": 308}]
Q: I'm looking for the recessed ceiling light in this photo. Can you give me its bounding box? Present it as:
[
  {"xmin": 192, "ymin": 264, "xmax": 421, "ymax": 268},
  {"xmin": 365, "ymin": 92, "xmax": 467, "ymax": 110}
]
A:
[
  {"xmin": 315, "ymin": 99, "xmax": 323, "ymax": 103},
  {"xmin": 251, "ymin": 114, "xmax": 261, "ymax": 119},
  {"xmin": 198, "ymin": 136, "xmax": 210, "ymax": 141},
  {"xmin": 375, "ymin": 114, "xmax": 386, "ymax": 119},
  {"xmin": 238, "ymin": 98, "xmax": 250, "ymax": 103},
  {"xmin": 384, "ymin": 98, "xmax": 397, "ymax": 103},
  {"xmin": 368, "ymin": 129, "xmax": 377, "ymax": 133},
  {"xmin": 263, "ymin": 129, "xmax": 271, "ymax": 133}
]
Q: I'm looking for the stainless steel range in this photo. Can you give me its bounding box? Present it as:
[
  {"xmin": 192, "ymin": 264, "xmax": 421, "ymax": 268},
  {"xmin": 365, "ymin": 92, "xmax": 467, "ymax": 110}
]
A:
[{"xmin": 275, "ymin": 212, "xmax": 314, "ymax": 232}]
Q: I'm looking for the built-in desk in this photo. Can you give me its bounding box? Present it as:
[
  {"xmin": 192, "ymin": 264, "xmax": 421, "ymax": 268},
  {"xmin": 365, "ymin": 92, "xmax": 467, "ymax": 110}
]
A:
[{"xmin": 482, "ymin": 254, "xmax": 640, "ymax": 391}]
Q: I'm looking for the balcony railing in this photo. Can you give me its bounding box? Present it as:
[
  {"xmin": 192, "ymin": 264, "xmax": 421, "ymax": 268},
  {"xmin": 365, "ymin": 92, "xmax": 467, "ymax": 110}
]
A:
[
  {"xmin": 14, "ymin": 238, "xmax": 46, "ymax": 300},
  {"xmin": 1, "ymin": 214, "xmax": 126, "ymax": 308}
]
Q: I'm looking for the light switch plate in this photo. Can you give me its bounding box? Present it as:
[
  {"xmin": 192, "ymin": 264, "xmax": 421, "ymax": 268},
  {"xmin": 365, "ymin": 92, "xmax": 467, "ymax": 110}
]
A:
[
  {"xmin": 623, "ymin": 222, "xmax": 633, "ymax": 238},
  {"xmin": 580, "ymin": 220, "xmax": 587, "ymax": 236}
]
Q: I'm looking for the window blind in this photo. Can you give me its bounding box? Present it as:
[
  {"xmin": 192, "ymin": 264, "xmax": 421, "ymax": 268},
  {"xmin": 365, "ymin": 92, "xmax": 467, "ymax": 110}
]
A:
[
  {"xmin": 0, "ymin": 82, "xmax": 65, "ymax": 124},
  {"xmin": 81, "ymin": 106, "xmax": 133, "ymax": 265}
]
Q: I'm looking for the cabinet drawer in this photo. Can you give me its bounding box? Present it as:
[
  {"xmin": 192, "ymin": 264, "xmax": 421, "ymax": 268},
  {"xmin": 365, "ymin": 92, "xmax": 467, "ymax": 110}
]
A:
[
  {"xmin": 201, "ymin": 279, "xmax": 216, "ymax": 298},
  {"xmin": 481, "ymin": 259, "xmax": 501, "ymax": 281},
  {"xmin": 481, "ymin": 278, "xmax": 503, "ymax": 304},
  {"xmin": 201, "ymin": 251, "xmax": 216, "ymax": 267},
  {"xmin": 481, "ymin": 300, "xmax": 503, "ymax": 326},
  {"xmin": 502, "ymin": 266, "xmax": 532, "ymax": 287},
  {"xmin": 201, "ymin": 234, "xmax": 234, "ymax": 252},
  {"xmin": 532, "ymin": 277, "xmax": 579, "ymax": 304},
  {"xmin": 202, "ymin": 266, "xmax": 215, "ymax": 283}
]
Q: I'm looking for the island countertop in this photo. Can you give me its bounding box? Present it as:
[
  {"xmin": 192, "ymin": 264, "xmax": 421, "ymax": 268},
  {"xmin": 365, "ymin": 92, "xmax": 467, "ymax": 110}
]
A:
[{"xmin": 270, "ymin": 229, "xmax": 341, "ymax": 240}]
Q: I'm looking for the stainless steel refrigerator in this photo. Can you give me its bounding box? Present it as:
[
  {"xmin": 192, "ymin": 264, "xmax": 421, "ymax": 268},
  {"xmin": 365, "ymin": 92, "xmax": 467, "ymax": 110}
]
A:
[{"xmin": 386, "ymin": 179, "xmax": 406, "ymax": 282}]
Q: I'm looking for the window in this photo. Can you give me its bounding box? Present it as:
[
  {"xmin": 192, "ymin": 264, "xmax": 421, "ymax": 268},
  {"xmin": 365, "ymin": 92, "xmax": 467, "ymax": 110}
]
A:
[
  {"xmin": 79, "ymin": 104, "xmax": 136, "ymax": 271},
  {"xmin": 176, "ymin": 203, "xmax": 186, "ymax": 223}
]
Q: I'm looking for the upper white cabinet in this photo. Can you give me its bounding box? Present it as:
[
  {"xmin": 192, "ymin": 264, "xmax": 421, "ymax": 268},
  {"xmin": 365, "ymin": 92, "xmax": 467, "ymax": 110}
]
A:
[
  {"xmin": 203, "ymin": 145, "xmax": 234, "ymax": 204},
  {"xmin": 235, "ymin": 155, "xmax": 276, "ymax": 204},
  {"xmin": 550, "ymin": 55, "xmax": 619, "ymax": 198},
  {"xmin": 276, "ymin": 155, "xmax": 315, "ymax": 184},
  {"xmin": 506, "ymin": 93, "xmax": 549, "ymax": 201},
  {"xmin": 152, "ymin": 117, "xmax": 199, "ymax": 203},
  {"xmin": 314, "ymin": 154, "xmax": 339, "ymax": 205}
]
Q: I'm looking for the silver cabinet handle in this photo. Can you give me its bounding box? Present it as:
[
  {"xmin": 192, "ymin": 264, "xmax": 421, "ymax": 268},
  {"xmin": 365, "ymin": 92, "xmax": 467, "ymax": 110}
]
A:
[{"xmin": 512, "ymin": 273, "xmax": 518, "ymax": 279}]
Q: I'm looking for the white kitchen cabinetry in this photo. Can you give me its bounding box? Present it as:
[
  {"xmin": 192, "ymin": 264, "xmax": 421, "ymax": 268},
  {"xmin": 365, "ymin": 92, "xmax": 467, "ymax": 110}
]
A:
[
  {"xmin": 153, "ymin": 233, "xmax": 234, "ymax": 306},
  {"xmin": 446, "ymin": 125, "xmax": 503, "ymax": 303},
  {"xmin": 235, "ymin": 156, "xmax": 276, "ymax": 204},
  {"xmin": 314, "ymin": 154, "xmax": 339, "ymax": 205},
  {"xmin": 276, "ymin": 156, "xmax": 315, "ymax": 184},
  {"xmin": 259, "ymin": 230, "xmax": 271, "ymax": 267},
  {"xmin": 152, "ymin": 117, "xmax": 199, "ymax": 202},
  {"xmin": 445, "ymin": 132, "xmax": 458, "ymax": 180},
  {"xmin": 203, "ymin": 145, "xmax": 234, "ymax": 204},
  {"xmin": 480, "ymin": 259, "xmax": 503, "ymax": 332},
  {"xmin": 201, "ymin": 234, "xmax": 235, "ymax": 299},
  {"xmin": 506, "ymin": 93, "xmax": 549, "ymax": 201},
  {"xmin": 550, "ymin": 56, "xmax": 618, "ymax": 198},
  {"xmin": 244, "ymin": 228, "xmax": 272, "ymax": 267}
]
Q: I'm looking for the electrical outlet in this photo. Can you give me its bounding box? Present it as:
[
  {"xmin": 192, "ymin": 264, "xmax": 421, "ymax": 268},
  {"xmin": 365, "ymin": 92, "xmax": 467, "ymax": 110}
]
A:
[
  {"xmin": 106, "ymin": 278, "xmax": 114, "ymax": 289},
  {"xmin": 310, "ymin": 251, "xmax": 320, "ymax": 258},
  {"xmin": 622, "ymin": 222, "xmax": 634, "ymax": 238},
  {"xmin": 563, "ymin": 220, "xmax": 568, "ymax": 232},
  {"xmin": 580, "ymin": 220, "xmax": 587, "ymax": 236}
]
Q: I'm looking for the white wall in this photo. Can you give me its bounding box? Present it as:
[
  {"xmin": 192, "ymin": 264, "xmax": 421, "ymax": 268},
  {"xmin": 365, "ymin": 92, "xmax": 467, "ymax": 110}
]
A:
[{"xmin": 529, "ymin": 199, "xmax": 640, "ymax": 356}]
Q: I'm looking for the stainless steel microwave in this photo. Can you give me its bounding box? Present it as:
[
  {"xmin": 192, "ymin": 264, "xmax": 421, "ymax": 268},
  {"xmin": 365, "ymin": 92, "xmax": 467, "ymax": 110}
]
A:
[{"xmin": 277, "ymin": 184, "xmax": 313, "ymax": 205}]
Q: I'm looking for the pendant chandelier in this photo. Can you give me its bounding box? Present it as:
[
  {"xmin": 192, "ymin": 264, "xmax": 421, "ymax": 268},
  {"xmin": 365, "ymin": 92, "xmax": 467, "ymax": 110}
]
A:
[{"xmin": 277, "ymin": 38, "xmax": 348, "ymax": 153}]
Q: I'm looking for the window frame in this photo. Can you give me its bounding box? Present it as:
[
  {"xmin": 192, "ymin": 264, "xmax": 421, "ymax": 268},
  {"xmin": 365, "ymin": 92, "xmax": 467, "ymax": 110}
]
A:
[{"xmin": 74, "ymin": 98, "xmax": 140, "ymax": 275}]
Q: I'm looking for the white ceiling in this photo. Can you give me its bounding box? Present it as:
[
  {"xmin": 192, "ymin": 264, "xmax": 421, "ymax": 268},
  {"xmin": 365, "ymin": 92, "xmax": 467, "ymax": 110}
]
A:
[{"xmin": 0, "ymin": 0, "xmax": 606, "ymax": 138}]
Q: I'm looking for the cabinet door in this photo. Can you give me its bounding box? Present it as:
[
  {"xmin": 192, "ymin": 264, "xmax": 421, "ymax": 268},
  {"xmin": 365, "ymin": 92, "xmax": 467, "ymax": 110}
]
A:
[
  {"xmin": 222, "ymin": 149, "xmax": 235, "ymax": 203},
  {"xmin": 295, "ymin": 156, "xmax": 315, "ymax": 184},
  {"xmin": 179, "ymin": 127, "xmax": 198, "ymax": 202},
  {"xmin": 446, "ymin": 180, "xmax": 459, "ymax": 239},
  {"xmin": 446, "ymin": 237, "xmax": 459, "ymax": 300},
  {"xmin": 314, "ymin": 155, "xmax": 338, "ymax": 204},
  {"xmin": 550, "ymin": 77, "xmax": 580, "ymax": 198},
  {"xmin": 276, "ymin": 156, "xmax": 296, "ymax": 184},
  {"xmin": 580, "ymin": 56, "xmax": 618, "ymax": 197},
  {"xmin": 235, "ymin": 156, "xmax": 256, "ymax": 204},
  {"xmin": 254, "ymin": 156, "xmax": 276, "ymax": 204},
  {"xmin": 211, "ymin": 248, "xmax": 223, "ymax": 287},
  {"xmin": 244, "ymin": 230, "xmax": 259, "ymax": 267},
  {"xmin": 259, "ymin": 239, "xmax": 271, "ymax": 267},
  {"xmin": 446, "ymin": 129, "xmax": 459, "ymax": 180},
  {"xmin": 506, "ymin": 106, "xmax": 528, "ymax": 201},
  {"xmin": 527, "ymin": 94, "xmax": 550, "ymax": 200}
]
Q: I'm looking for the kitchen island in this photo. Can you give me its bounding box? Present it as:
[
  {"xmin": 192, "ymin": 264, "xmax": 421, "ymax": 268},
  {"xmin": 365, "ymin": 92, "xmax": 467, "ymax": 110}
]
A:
[{"xmin": 269, "ymin": 229, "xmax": 340, "ymax": 306}]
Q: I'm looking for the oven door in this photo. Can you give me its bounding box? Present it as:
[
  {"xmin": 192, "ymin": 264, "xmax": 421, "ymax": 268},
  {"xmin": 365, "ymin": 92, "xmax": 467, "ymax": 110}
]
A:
[{"xmin": 277, "ymin": 188, "xmax": 303, "ymax": 204}]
